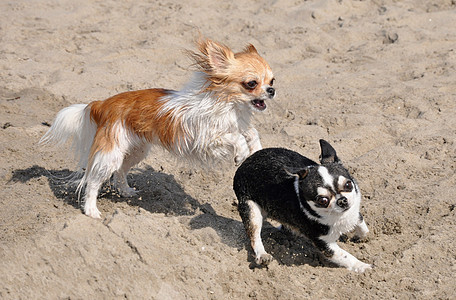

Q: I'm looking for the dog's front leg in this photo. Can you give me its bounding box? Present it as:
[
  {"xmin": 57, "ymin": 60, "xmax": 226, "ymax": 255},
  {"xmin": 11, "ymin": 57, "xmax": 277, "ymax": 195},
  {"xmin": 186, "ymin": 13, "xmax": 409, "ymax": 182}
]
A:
[
  {"xmin": 210, "ymin": 132, "xmax": 249, "ymax": 165},
  {"xmin": 233, "ymin": 133, "xmax": 250, "ymax": 165},
  {"xmin": 222, "ymin": 132, "xmax": 250, "ymax": 165},
  {"xmin": 327, "ymin": 242, "xmax": 372, "ymax": 272},
  {"xmin": 317, "ymin": 236, "xmax": 372, "ymax": 272},
  {"xmin": 242, "ymin": 127, "xmax": 262, "ymax": 154},
  {"xmin": 353, "ymin": 212, "xmax": 369, "ymax": 239}
]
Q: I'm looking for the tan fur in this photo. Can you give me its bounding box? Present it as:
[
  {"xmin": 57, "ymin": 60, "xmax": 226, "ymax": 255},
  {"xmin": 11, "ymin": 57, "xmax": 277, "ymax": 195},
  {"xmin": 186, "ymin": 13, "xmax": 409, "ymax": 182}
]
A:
[
  {"xmin": 41, "ymin": 38, "xmax": 275, "ymax": 218},
  {"xmin": 188, "ymin": 38, "xmax": 274, "ymax": 101},
  {"xmin": 88, "ymin": 89, "xmax": 180, "ymax": 155}
]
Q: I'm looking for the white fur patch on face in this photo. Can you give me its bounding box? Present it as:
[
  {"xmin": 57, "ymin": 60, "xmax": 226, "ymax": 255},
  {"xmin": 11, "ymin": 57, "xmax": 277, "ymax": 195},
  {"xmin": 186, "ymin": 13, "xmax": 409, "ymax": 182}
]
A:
[
  {"xmin": 317, "ymin": 187, "xmax": 330, "ymax": 197},
  {"xmin": 318, "ymin": 166, "xmax": 334, "ymax": 190},
  {"xmin": 337, "ymin": 176, "xmax": 346, "ymax": 189}
]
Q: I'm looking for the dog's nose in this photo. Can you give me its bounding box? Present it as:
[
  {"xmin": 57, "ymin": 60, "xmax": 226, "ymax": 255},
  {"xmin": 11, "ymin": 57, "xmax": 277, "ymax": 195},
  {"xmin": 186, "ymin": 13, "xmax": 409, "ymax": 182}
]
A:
[
  {"xmin": 266, "ymin": 87, "xmax": 275, "ymax": 98},
  {"xmin": 336, "ymin": 197, "xmax": 349, "ymax": 209}
]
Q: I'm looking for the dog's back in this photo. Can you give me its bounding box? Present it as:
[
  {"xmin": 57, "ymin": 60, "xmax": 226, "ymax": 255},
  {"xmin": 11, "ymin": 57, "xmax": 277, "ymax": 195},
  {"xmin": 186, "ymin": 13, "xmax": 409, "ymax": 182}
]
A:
[{"xmin": 233, "ymin": 148, "xmax": 317, "ymax": 223}]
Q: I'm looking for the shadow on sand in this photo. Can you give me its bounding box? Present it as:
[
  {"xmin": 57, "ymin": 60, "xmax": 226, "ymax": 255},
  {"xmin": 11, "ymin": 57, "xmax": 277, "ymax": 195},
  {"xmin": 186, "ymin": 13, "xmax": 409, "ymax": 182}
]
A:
[{"xmin": 10, "ymin": 164, "xmax": 332, "ymax": 268}]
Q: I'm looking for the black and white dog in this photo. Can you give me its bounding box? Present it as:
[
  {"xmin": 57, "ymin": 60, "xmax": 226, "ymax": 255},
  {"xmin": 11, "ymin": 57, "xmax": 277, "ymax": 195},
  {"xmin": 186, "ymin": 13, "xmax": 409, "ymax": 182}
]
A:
[{"xmin": 233, "ymin": 140, "xmax": 372, "ymax": 272}]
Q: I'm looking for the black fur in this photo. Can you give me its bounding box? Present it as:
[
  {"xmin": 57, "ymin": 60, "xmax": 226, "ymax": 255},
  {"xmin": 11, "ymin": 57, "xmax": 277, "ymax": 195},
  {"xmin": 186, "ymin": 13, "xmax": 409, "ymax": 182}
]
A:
[
  {"xmin": 234, "ymin": 147, "xmax": 330, "ymax": 240},
  {"xmin": 233, "ymin": 140, "xmax": 361, "ymax": 263}
]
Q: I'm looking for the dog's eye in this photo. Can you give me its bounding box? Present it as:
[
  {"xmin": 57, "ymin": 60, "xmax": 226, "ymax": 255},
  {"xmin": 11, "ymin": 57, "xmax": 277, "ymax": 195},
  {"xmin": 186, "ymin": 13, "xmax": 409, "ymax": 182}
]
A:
[
  {"xmin": 270, "ymin": 78, "xmax": 275, "ymax": 86},
  {"xmin": 344, "ymin": 181, "xmax": 353, "ymax": 192},
  {"xmin": 243, "ymin": 80, "xmax": 258, "ymax": 90},
  {"xmin": 315, "ymin": 196, "xmax": 330, "ymax": 208}
]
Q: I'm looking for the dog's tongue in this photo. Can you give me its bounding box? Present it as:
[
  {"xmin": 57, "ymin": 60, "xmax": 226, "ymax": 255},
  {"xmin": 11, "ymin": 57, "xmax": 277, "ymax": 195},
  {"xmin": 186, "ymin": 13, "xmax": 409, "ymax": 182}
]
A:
[{"xmin": 252, "ymin": 99, "xmax": 266, "ymax": 111}]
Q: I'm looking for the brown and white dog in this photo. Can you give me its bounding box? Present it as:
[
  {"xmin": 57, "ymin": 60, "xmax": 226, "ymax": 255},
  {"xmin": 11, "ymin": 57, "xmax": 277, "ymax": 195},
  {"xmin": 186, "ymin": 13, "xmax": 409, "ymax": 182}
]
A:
[{"xmin": 40, "ymin": 38, "xmax": 275, "ymax": 218}]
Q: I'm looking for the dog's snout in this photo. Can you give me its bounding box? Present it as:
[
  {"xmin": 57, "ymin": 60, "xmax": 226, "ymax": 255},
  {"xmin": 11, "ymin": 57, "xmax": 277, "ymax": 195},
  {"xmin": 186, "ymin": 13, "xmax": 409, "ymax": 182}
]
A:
[
  {"xmin": 266, "ymin": 87, "xmax": 275, "ymax": 98},
  {"xmin": 336, "ymin": 197, "xmax": 349, "ymax": 209}
]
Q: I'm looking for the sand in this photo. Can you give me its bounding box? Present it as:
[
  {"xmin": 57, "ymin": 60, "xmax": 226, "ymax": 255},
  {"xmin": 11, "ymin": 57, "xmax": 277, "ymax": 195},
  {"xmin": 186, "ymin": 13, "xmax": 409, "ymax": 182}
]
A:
[{"xmin": 1, "ymin": 0, "xmax": 455, "ymax": 298}]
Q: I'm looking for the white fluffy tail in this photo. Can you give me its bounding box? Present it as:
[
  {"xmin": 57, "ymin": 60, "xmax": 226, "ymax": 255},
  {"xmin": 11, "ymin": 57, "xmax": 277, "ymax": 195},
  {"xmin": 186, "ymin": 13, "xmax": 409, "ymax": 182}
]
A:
[{"xmin": 40, "ymin": 104, "xmax": 96, "ymax": 170}]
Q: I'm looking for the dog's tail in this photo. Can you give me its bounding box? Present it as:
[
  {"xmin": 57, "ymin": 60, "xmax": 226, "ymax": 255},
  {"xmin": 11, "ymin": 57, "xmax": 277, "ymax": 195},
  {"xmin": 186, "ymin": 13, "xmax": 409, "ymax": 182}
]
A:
[{"xmin": 40, "ymin": 104, "xmax": 96, "ymax": 170}]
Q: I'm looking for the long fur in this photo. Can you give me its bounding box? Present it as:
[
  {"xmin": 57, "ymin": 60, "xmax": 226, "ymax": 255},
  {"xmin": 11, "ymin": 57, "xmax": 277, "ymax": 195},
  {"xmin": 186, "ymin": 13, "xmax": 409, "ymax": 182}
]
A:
[
  {"xmin": 40, "ymin": 104, "xmax": 95, "ymax": 171},
  {"xmin": 40, "ymin": 38, "xmax": 275, "ymax": 218}
]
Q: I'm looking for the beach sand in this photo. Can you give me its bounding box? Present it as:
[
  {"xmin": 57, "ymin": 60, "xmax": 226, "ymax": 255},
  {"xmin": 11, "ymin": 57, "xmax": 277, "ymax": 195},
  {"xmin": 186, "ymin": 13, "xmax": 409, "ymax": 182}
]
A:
[{"xmin": 1, "ymin": 0, "xmax": 455, "ymax": 298}]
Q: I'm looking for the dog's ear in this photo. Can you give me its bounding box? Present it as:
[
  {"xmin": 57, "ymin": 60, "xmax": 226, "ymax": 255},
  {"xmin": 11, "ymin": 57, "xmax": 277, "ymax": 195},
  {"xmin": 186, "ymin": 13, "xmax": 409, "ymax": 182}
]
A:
[
  {"xmin": 319, "ymin": 139, "xmax": 340, "ymax": 164},
  {"xmin": 202, "ymin": 39, "xmax": 235, "ymax": 72},
  {"xmin": 295, "ymin": 169, "xmax": 309, "ymax": 179},
  {"xmin": 189, "ymin": 38, "xmax": 235, "ymax": 76},
  {"xmin": 284, "ymin": 167, "xmax": 309, "ymax": 180},
  {"xmin": 242, "ymin": 44, "xmax": 258, "ymax": 54}
]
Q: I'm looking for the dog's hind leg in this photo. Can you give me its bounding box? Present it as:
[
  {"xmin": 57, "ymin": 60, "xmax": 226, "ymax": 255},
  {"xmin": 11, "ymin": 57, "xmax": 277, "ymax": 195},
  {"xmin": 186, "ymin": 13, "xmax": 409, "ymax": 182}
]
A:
[
  {"xmin": 113, "ymin": 143, "xmax": 151, "ymax": 197},
  {"xmin": 83, "ymin": 175, "xmax": 105, "ymax": 219},
  {"xmin": 82, "ymin": 147, "xmax": 124, "ymax": 218},
  {"xmin": 238, "ymin": 199, "xmax": 272, "ymax": 265},
  {"xmin": 81, "ymin": 123, "xmax": 131, "ymax": 219}
]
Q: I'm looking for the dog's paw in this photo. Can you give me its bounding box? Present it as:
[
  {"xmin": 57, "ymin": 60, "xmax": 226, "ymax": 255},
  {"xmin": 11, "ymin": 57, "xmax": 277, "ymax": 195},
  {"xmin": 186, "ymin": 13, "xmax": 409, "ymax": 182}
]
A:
[
  {"xmin": 235, "ymin": 155, "xmax": 245, "ymax": 166},
  {"xmin": 353, "ymin": 230, "xmax": 369, "ymax": 240},
  {"xmin": 348, "ymin": 261, "xmax": 372, "ymax": 273},
  {"xmin": 118, "ymin": 187, "xmax": 138, "ymax": 198},
  {"xmin": 351, "ymin": 235, "xmax": 369, "ymax": 243},
  {"xmin": 255, "ymin": 253, "xmax": 273, "ymax": 266},
  {"xmin": 233, "ymin": 134, "xmax": 251, "ymax": 165},
  {"xmin": 235, "ymin": 151, "xmax": 249, "ymax": 166},
  {"xmin": 84, "ymin": 206, "xmax": 101, "ymax": 219}
]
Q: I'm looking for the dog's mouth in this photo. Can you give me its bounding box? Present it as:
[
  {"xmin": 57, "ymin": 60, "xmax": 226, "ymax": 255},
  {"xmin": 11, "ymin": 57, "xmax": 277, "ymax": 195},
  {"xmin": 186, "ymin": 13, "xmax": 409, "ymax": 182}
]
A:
[
  {"xmin": 341, "ymin": 206, "xmax": 350, "ymax": 212},
  {"xmin": 251, "ymin": 99, "xmax": 266, "ymax": 111}
]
